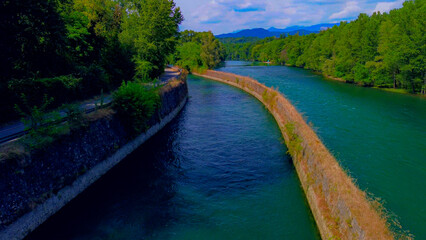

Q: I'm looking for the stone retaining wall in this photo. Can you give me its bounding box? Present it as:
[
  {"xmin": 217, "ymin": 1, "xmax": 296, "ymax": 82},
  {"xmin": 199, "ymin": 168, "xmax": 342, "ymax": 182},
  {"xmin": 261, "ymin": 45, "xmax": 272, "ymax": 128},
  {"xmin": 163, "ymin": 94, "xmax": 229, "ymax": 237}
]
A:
[{"xmin": 0, "ymin": 75, "xmax": 188, "ymax": 240}]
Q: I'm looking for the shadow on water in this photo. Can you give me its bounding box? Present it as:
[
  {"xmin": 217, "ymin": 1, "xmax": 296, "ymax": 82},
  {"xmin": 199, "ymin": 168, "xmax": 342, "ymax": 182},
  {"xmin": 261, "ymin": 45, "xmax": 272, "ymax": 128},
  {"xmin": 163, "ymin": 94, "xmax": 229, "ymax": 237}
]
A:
[
  {"xmin": 27, "ymin": 76, "xmax": 320, "ymax": 240},
  {"xmin": 27, "ymin": 116, "xmax": 184, "ymax": 239}
]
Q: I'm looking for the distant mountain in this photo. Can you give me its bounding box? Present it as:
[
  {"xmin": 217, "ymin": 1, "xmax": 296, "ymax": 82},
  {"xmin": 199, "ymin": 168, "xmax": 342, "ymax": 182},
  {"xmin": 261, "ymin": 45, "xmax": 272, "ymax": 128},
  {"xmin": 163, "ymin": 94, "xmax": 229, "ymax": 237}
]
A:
[
  {"xmin": 216, "ymin": 28, "xmax": 280, "ymax": 38},
  {"xmin": 215, "ymin": 23, "xmax": 338, "ymax": 39},
  {"xmin": 216, "ymin": 28, "xmax": 314, "ymax": 39},
  {"xmin": 268, "ymin": 23, "xmax": 340, "ymax": 33}
]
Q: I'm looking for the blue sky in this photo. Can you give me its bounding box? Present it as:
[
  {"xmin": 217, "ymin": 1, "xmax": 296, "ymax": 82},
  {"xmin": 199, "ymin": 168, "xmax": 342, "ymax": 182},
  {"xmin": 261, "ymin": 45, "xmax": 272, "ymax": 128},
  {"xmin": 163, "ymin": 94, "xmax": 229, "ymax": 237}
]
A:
[{"xmin": 174, "ymin": 0, "xmax": 405, "ymax": 34}]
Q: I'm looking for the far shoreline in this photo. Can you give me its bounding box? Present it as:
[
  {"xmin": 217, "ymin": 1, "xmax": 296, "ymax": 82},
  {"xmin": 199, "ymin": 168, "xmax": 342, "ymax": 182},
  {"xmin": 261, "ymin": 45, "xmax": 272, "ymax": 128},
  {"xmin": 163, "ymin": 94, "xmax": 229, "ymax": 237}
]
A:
[{"xmin": 223, "ymin": 60, "xmax": 426, "ymax": 98}]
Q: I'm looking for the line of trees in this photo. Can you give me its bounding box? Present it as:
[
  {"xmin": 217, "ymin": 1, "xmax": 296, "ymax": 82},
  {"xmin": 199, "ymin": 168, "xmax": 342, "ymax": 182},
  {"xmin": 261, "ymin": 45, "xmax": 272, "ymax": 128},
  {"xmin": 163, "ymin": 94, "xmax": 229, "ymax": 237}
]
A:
[
  {"xmin": 169, "ymin": 30, "xmax": 225, "ymax": 72},
  {"xmin": 223, "ymin": 0, "xmax": 425, "ymax": 93},
  {"xmin": 0, "ymin": 0, "xmax": 182, "ymax": 123}
]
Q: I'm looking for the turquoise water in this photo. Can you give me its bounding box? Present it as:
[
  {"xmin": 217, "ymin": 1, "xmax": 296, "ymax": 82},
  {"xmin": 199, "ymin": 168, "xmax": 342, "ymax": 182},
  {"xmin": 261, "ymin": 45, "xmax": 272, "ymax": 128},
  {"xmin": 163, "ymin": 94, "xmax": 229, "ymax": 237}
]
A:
[
  {"xmin": 26, "ymin": 75, "xmax": 320, "ymax": 239},
  {"xmin": 219, "ymin": 61, "xmax": 426, "ymax": 238}
]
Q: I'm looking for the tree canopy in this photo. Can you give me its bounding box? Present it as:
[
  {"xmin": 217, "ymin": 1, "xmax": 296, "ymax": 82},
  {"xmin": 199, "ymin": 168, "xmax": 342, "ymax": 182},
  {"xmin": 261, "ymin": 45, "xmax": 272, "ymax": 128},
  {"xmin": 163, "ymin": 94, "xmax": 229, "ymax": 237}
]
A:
[
  {"xmin": 170, "ymin": 30, "xmax": 225, "ymax": 72},
  {"xmin": 0, "ymin": 0, "xmax": 182, "ymax": 123}
]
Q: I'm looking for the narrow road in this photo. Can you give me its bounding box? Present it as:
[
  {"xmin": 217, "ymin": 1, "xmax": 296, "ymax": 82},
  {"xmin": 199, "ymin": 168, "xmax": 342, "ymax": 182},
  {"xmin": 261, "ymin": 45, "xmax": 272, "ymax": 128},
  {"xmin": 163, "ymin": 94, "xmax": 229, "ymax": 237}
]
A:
[
  {"xmin": 160, "ymin": 67, "xmax": 180, "ymax": 81},
  {"xmin": 0, "ymin": 68, "xmax": 180, "ymax": 144}
]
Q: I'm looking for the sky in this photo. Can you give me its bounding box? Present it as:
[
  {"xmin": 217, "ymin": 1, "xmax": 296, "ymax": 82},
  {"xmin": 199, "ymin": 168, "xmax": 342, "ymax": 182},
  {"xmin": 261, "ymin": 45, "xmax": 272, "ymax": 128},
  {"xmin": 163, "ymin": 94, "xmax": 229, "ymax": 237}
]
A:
[{"xmin": 174, "ymin": 0, "xmax": 405, "ymax": 34}]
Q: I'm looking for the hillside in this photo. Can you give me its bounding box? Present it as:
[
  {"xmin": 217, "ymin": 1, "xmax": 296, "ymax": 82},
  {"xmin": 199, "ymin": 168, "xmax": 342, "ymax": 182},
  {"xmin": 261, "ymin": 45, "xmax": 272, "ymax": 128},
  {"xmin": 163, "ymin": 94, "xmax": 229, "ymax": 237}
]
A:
[{"xmin": 215, "ymin": 23, "xmax": 339, "ymax": 39}]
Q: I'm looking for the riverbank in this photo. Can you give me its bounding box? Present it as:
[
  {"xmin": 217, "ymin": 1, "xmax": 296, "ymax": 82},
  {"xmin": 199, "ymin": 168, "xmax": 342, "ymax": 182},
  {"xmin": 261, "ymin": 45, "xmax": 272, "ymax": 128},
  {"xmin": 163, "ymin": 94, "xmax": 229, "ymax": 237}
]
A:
[
  {"xmin": 0, "ymin": 73, "xmax": 188, "ymax": 240},
  {"xmin": 320, "ymin": 73, "xmax": 424, "ymax": 97},
  {"xmin": 252, "ymin": 61, "xmax": 424, "ymax": 97},
  {"xmin": 194, "ymin": 70, "xmax": 393, "ymax": 240}
]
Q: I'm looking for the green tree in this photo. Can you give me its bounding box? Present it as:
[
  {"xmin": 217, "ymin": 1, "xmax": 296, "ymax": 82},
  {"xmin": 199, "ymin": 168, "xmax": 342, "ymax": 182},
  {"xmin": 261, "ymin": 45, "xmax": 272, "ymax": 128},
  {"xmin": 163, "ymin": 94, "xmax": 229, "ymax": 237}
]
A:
[
  {"xmin": 176, "ymin": 42, "xmax": 203, "ymax": 71},
  {"xmin": 172, "ymin": 30, "xmax": 225, "ymax": 71},
  {"xmin": 378, "ymin": 19, "xmax": 403, "ymax": 88},
  {"xmin": 119, "ymin": 0, "xmax": 183, "ymax": 79},
  {"xmin": 201, "ymin": 32, "xmax": 225, "ymax": 69},
  {"xmin": 113, "ymin": 82, "xmax": 160, "ymax": 134},
  {"xmin": 0, "ymin": 0, "xmax": 68, "ymax": 80}
]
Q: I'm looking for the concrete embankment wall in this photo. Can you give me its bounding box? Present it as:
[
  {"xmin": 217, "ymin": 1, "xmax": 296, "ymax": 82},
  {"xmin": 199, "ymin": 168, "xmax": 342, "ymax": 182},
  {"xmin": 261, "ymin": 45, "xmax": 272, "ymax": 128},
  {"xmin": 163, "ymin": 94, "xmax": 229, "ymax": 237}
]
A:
[
  {"xmin": 194, "ymin": 70, "xmax": 392, "ymax": 240},
  {"xmin": 0, "ymin": 75, "xmax": 188, "ymax": 240}
]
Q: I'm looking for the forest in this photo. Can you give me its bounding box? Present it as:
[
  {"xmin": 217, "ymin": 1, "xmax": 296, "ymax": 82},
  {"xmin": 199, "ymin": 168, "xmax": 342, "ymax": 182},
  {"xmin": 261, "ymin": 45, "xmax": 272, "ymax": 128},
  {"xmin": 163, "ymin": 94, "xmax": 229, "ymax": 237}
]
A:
[
  {"xmin": 170, "ymin": 30, "xmax": 226, "ymax": 72},
  {"xmin": 2, "ymin": 0, "xmax": 423, "ymax": 128},
  {"xmin": 223, "ymin": 0, "xmax": 425, "ymax": 93},
  {"xmin": 0, "ymin": 0, "xmax": 183, "ymax": 124}
]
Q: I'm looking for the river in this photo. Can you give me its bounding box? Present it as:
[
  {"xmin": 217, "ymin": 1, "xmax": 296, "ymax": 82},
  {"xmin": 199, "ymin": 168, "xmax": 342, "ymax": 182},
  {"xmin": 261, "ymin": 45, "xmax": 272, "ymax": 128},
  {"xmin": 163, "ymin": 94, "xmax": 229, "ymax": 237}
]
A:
[
  {"xmin": 26, "ymin": 74, "xmax": 320, "ymax": 239},
  {"xmin": 219, "ymin": 61, "xmax": 426, "ymax": 238}
]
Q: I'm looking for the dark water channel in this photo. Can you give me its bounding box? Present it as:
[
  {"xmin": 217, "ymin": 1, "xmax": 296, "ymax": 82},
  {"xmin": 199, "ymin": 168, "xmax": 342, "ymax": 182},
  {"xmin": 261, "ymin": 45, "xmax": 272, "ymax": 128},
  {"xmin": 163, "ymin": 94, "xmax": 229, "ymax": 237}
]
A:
[{"xmin": 27, "ymin": 75, "xmax": 320, "ymax": 239}]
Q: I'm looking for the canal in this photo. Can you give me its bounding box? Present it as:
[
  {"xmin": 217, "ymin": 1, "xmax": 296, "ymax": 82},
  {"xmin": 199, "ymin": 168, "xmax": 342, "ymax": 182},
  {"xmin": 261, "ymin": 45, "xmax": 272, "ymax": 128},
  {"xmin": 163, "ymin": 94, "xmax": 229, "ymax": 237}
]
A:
[
  {"xmin": 27, "ymin": 75, "xmax": 320, "ymax": 239},
  {"xmin": 219, "ymin": 61, "xmax": 426, "ymax": 238}
]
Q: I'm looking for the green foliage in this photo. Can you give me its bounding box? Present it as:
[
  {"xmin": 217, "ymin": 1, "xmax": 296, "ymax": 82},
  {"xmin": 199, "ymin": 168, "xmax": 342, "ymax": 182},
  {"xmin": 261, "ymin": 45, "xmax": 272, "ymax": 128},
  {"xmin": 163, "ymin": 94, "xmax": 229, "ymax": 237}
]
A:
[
  {"xmin": 175, "ymin": 42, "xmax": 203, "ymax": 71},
  {"xmin": 23, "ymin": 123, "xmax": 70, "ymax": 150},
  {"xmin": 219, "ymin": 37, "xmax": 261, "ymax": 44},
  {"xmin": 201, "ymin": 32, "xmax": 225, "ymax": 68},
  {"xmin": 354, "ymin": 63, "xmax": 372, "ymax": 86},
  {"xmin": 77, "ymin": 64, "xmax": 110, "ymax": 95},
  {"xmin": 0, "ymin": 0, "xmax": 68, "ymax": 82},
  {"xmin": 14, "ymin": 94, "xmax": 56, "ymax": 131},
  {"xmin": 284, "ymin": 123, "xmax": 303, "ymax": 155},
  {"xmin": 62, "ymin": 104, "xmax": 86, "ymax": 130},
  {"xmin": 223, "ymin": 0, "xmax": 425, "ymax": 93},
  {"xmin": 62, "ymin": 9, "xmax": 92, "ymax": 60},
  {"xmin": 14, "ymin": 94, "xmax": 68, "ymax": 150},
  {"xmin": 262, "ymin": 89, "xmax": 278, "ymax": 108},
  {"xmin": 119, "ymin": 0, "xmax": 183, "ymax": 78},
  {"xmin": 134, "ymin": 60, "xmax": 155, "ymax": 82},
  {"xmin": 9, "ymin": 75, "xmax": 82, "ymax": 109},
  {"xmin": 172, "ymin": 30, "xmax": 225, "ymax": 71},
  {"xmin": 1, "ymin": 0, "xmax": 183, "ymax": 124},
  {"xmin": 113, "ymin": 82, "xmax": 160, "ymax": 134}
]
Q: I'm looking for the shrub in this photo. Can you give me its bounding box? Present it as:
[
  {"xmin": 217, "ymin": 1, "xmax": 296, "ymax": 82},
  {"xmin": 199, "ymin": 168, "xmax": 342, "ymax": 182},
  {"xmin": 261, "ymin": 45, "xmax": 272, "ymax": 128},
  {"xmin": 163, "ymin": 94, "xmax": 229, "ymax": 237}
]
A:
[
  {"xmin": 14, "ymin": 94, "xmax": 56, "ymax": 130},
  {"xmin": 113, "ymin": 82, "xmax": 160, "ymax": 134},
  {"xmin": 23, "ymin": 124, "xmax": 69, "ymax": 150},
  {"xmin": 14, "ymin": 94, "xmax": 69, "ymax": 150},
  {"xmin": 134, "ymin": 59, "xmax": 156, "ymax": 82},
  {"xmin": 39, "ymin": 75, "xmax": 82, "ymax": 103},
  {"xmin": 8, "ymin": 75, "xmax": 82, "ymax": 108},
  {"xmin": 62, "ymin": 104, "xmax": 86, "ymax": 130},
  {"xmin": 76, "ymin": 64, "xmax": 109, "ymax": 96},
  {"xmin": 262, "ymin": 89, "xmax": 278, "ymax": 108},
  {"xmin": 284, "ymin": 122, "xmax": 303, "ymax": 155}
]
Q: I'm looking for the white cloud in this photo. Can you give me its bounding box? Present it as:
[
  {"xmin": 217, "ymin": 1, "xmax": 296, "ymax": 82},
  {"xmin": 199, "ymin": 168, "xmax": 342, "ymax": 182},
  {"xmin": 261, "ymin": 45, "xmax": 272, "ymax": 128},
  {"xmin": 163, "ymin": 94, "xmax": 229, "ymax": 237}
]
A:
[
  {"xmin": 237, "ymin": 0, "xmax": 255, "ymax": 9},
  {"xmin": 191, "ymin": 1, "xmax": 224, "ymax": 22},
  {"xmin": 372, "ymin": 0, "xmax": 404, "ymax": 14},
  {"xmin": 272, "ymin": 18, "xmax": 292, "ymax": 26},
  {"xmin": 329, "ymin": 1, "xmax": 361, "ymax": 19},
  {"xmin": 174, "ymin": 0, "xmax": 405, "ymax": 34}
]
